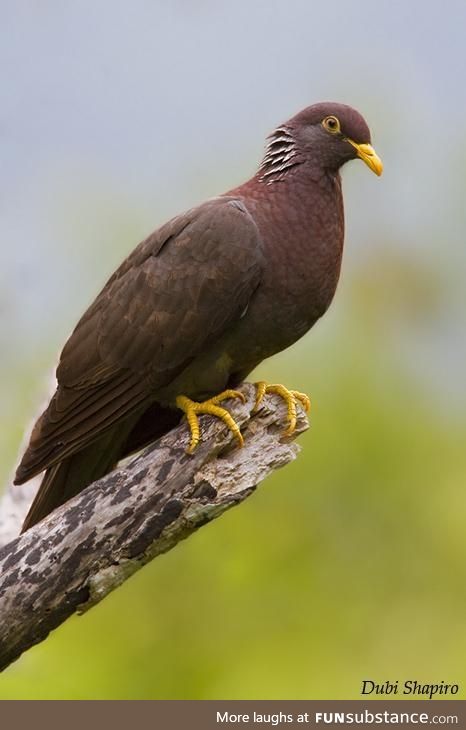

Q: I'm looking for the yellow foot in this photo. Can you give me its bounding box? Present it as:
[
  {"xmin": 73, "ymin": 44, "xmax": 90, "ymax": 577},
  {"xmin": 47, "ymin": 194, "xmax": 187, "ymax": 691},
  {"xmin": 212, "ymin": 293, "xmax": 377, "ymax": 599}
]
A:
[
  {"xmin": 176, "ymin": 390, "xmax": 245, "ymax": 454},
  {"xmin": 253, "ymin": 382, "xmax": 310, "ymax": 436}
]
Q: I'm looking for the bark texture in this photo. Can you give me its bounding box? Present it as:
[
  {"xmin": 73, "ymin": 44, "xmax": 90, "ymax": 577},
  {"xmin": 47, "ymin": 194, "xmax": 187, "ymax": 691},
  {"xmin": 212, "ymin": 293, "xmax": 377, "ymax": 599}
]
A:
[{"xmin": 0, "ymin": 383, "xmax": 308, "ymax": 671}]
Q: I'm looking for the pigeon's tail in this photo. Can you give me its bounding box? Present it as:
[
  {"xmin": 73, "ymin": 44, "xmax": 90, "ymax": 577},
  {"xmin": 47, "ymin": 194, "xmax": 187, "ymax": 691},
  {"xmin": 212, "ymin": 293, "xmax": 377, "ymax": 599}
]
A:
[
  {"xmin": 20, "ymin": 403, "xmax": 182, "ymax": 533},
  {"xmin": 20, "ymin": 425, "xmax": 129, "ymax": 533}
]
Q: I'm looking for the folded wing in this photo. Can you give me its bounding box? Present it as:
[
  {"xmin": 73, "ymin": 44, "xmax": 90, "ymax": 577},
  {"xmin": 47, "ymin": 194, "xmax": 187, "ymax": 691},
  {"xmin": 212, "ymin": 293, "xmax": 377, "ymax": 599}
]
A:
[{"xmin": 15, "ymin": 197, "xmax": 263, "ymax": 483}]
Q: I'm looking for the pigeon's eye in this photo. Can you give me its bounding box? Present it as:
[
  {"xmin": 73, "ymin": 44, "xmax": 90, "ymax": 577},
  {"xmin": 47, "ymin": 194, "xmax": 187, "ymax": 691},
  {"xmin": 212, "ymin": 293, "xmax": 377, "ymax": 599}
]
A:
[{"xmin": 322, "ymin": 116, "xmax": 341, "ymax": 134}]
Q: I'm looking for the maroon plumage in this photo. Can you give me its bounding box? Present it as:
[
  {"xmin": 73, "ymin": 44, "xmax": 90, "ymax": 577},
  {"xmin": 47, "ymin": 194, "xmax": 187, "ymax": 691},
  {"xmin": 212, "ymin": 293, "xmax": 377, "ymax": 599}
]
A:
[{"xmin": 15, "ymin": 102, "xmax": 381, "ymax": 530}]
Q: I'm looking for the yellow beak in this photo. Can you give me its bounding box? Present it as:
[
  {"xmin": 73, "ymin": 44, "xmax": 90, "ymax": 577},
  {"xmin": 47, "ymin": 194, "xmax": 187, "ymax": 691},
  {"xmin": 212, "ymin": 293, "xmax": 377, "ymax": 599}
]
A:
[{"xmin": 347, "ymin": 140, "xmax": 383, "ymax": 176}]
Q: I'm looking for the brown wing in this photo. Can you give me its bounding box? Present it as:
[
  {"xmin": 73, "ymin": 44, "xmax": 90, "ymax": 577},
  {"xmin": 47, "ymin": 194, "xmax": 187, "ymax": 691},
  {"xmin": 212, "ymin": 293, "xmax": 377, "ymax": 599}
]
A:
[{"xmin": 15, "ymin": 197, "xmax": 263, "ymax": 483}]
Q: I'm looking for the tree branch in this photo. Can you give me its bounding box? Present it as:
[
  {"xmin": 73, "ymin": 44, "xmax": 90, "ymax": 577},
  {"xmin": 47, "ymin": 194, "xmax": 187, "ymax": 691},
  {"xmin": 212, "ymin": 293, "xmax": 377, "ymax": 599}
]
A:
[{"xmin": 0, "ymin": 383, "xmax": 309, "ymax": 672}]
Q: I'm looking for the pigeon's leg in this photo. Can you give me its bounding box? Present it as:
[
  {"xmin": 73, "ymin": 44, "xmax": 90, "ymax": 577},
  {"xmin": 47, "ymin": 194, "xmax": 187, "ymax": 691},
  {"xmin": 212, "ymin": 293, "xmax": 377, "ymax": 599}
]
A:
[
  {"xmin": 253, "ymin": 382, "xmax": 310, "ymax": 436},
  {"xmin": 176, "ymin": 390, "xmax": 245, "ymax": 454}
]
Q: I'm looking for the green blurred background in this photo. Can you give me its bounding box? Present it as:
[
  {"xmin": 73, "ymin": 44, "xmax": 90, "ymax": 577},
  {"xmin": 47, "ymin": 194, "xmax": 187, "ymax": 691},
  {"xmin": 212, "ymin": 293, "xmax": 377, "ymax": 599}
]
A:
[{"xmin": 1, "ymin": 1, "xmax": 465, "ymax": 699}]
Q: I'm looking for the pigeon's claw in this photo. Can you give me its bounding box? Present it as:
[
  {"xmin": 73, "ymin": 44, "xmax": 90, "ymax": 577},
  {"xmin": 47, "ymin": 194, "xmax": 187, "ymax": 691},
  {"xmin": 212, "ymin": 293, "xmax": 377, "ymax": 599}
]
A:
[
  {"xmin": 253, "ymin": 382, "xmax": 310, "ymax": 436},
  {"xmin": 176, "ymin": 390, "xmax": 245, "ymax": 454}
]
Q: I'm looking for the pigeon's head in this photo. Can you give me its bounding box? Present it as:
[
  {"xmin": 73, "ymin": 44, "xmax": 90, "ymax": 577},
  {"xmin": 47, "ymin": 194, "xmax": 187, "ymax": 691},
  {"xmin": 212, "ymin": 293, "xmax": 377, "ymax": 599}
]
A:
[
  {"xmin": 260, "ymin": 102, "xmax": 382, "ymax": 182},
  {"xmin": 292, "ymin": 102, "xmax": 383, "ymax": 176}
]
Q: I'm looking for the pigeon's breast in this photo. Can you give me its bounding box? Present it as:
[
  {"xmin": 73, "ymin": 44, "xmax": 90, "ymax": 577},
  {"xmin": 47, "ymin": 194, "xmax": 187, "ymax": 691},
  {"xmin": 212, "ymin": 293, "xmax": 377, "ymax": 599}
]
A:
[{"xmin": 232, "ymin": 173, "xmax": 345, "ymax": 357}]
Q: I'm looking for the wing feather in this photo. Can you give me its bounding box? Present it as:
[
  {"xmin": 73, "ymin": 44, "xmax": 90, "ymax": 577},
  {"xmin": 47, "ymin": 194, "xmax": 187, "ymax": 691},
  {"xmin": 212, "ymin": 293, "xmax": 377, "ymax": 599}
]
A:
[{"xmin": 15, "ymin": 197, "xmax": 263, "ymax": 483}]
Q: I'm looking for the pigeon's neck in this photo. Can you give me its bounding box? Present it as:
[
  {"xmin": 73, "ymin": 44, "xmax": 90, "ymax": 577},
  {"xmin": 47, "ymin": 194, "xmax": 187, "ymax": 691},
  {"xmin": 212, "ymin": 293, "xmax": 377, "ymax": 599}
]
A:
[
  {"xmin": 256, "ymin": 124, "xmax": 341, "ymax": 186},
  {"xmin": 233, "ymin": 137, "xmax": 342, "ymax": 208},
  {"xmin": 228, "ymin": 126, "xmax": 344, "ymax": 234},
  {"xmin": 256, "ymin": 125, "xmax": 304, "ymax": 184}
]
